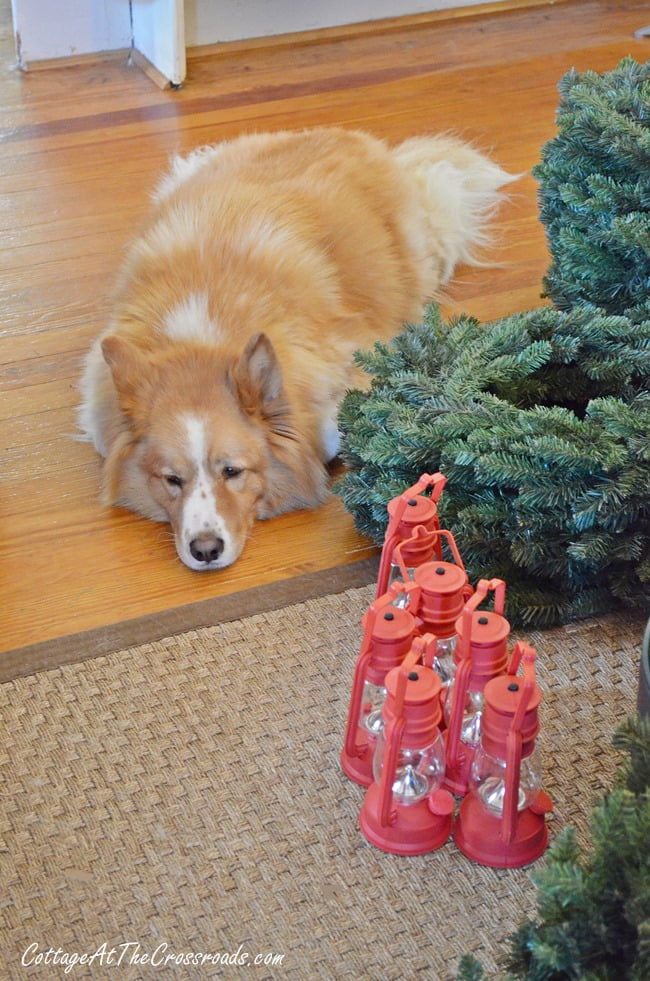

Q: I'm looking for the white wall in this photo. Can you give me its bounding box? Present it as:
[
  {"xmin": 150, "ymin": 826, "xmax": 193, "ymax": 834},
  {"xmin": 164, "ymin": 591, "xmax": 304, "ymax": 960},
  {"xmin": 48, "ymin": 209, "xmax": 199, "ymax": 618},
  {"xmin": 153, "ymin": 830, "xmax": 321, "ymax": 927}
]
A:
[
  {"xmin": 10, "ymin": 0, "xmax": 495, "ymax": 72},
  {"xmin": 10, "ymin": 0, "xmax": 132, "ymax": 65},
  {"xmin": 184, "ymin": 0, "xmax": 493, "ymax": 47}
]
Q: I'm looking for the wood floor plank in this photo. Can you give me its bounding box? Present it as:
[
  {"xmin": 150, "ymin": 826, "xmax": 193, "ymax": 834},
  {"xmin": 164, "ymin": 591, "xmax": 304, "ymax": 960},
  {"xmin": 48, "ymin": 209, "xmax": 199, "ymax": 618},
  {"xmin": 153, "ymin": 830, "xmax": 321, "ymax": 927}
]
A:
[{"xmin": 1, "ymin": 0, "xmax": 648, "ymax": 661}]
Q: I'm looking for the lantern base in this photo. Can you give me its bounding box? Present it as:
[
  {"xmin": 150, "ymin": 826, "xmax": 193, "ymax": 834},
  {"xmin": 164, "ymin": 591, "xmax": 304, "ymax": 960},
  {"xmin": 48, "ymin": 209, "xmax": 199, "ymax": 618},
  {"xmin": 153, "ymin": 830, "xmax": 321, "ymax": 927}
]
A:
[
  {"xmin": 340, "ymin": 744, "xmax": 374, "ymax": 788},
  {"xmin": 454, "ymin": 792, "xmax": 551, "ymax": 868},
  {"xmin": 359, "ymin": 784, "xmax": 454, "ymax": 856}
]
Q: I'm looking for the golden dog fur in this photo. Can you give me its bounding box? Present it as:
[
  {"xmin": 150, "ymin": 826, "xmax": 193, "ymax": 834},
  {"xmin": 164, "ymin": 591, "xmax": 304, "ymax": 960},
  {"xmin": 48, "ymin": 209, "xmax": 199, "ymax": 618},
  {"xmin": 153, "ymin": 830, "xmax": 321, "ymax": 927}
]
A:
[{"xmin": 79, "ymin": 127, "xmax": 513, "ymax": 570}]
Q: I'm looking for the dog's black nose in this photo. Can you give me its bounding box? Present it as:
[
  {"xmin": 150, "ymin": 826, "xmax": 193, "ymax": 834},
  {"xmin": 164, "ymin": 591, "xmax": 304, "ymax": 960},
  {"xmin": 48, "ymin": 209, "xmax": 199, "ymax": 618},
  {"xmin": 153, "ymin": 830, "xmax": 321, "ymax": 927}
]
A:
[{"xmin": 190, "ymin": 534, "xmax": 224, "ymax": 564}]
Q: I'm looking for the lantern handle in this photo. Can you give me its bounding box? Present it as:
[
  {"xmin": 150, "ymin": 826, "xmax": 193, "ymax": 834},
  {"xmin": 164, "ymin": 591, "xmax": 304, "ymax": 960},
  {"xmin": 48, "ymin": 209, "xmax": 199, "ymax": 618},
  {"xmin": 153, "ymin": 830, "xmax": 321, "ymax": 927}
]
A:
[
  {"xmin": 375, "ymin": 473, "xmax": 446, "ymax": 597},
  {"xmin": 394, "ymin": 526, "xmax": 467, "ymax": 586},
  {"xmin": 419, "ymin": 632, "xmax": 446, "ymax": 671},
  {"xmin": 406, "ymin": 472, "xmax": 446, "ymax": 505},
  {"xmin": 445, "ymin": 655, "xmax": 474, "ymax": 771},
  {"xmin": 446, "ymin": 578, "xmax": 507, "ymax": 771},
  {"xmin": 342, "ymin": 583, "xmax": 412, "ymax": 763},
  {"xmin": 511, "ymin": 646, "xmax": 537, "ymax": 734},
  {"xmin": 502, "ymin": 646, "xmax": 537, "ymax": 844},
  {"xmin": 457, "ymin": 579, "xmax": 485, "ymax": 663},
  {"xmin": 377, "ymin": 668, "xmax": 409, "ymax": 828},
  {"xmin": 502, "ymin": 728, "xmax": 523, "ymax": 845},
  {"xmin": 436, "ymin": 528, "xmax": 466, "ymax": 572},
  {"xmin": 407, "ymin": 634, "xmax": 427, "ymax": 669},
  {"xmin": 456, "ymin": 577, "xmax": 507, "ymax": 664},
  {"xmin": 390, "ymin": 635, "xmax": 426, "ymax": 677},
  {"xmin": 507, "ymin": 640, "xmax": 536, "ymax": 680},
  {"xmin": 393, "ymin": 524, "xmax": 435, "ymax": 585}
]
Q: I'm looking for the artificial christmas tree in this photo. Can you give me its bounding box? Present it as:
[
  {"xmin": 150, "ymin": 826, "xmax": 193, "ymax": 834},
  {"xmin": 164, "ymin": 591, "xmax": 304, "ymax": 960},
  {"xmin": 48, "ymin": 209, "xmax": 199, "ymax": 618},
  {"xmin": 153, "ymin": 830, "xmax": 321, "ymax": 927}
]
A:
[
  {"xmin": 335, "ymin": 57, "xmax": 650, "ymax": 627},
  {"xmin": 336, "ymin": 304, "xmax": 650, "ymax": 626},
  {"xmin": 457, "ymin": 715, "xmax": 650, "ymax": 980},
  {"xmin": 535, "ymin": 57, "xmax": 650, "ymax": 322}
]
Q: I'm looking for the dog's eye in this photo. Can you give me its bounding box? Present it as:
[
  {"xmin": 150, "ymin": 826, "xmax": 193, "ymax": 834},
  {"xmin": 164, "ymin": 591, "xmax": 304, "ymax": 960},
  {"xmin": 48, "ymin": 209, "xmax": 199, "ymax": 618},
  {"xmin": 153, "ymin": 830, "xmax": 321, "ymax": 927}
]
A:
[
  {"xmin": 223, "ymin": 465, "xmax": 243, "ymax": 480},
  {"xmin": 163, "ymin": 473, "xmax": 184, "ymax": 490}
]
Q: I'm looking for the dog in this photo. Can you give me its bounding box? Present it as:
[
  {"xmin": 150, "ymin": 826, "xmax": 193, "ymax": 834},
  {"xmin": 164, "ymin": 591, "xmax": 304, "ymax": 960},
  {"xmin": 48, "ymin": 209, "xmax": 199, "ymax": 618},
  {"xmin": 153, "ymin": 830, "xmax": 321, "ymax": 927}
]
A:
[{"xmin": 79, "ymin": 127, "xmax": 514, "ymax": 571}]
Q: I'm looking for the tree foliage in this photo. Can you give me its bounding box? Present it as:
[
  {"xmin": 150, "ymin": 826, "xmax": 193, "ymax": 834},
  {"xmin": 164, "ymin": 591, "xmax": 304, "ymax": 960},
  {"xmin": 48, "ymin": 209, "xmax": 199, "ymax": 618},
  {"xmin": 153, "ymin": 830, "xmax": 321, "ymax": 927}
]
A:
[
  {"xmin": 457, "ymin": 717, "xmax": 650, "ymax": 981},
  {"xmin": 335, "ymin": 58, "xmax": 650, "ymax": 627},
  {"xmin": 535, "ymin": 57, "xmax": 650, "ymax": 321},
  {"xmin": 336, "ymin": 304, "xmax": 650, "ymax": 626}
]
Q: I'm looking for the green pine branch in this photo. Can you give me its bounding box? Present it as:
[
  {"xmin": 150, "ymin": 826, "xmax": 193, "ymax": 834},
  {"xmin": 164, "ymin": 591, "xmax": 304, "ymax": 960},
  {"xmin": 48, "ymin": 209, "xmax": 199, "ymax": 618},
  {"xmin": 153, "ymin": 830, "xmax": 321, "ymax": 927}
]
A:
[
  {"xmin": 535, "ymin": 58, "xmax": 650, "ymax": 316},
  {"xmin": 459, "ymin": 717, "xmax": 650, "ymax": 980},
  {"xmin": 335, "ymin": 303, "xmax": 650, "ymax": 627}
]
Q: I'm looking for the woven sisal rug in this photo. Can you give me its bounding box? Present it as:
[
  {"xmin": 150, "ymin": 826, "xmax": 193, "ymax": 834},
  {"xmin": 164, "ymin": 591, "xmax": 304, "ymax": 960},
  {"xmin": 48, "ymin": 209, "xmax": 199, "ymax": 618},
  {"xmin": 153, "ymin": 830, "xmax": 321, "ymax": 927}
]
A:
[{"xmin": 1, "ymin": 584, "xmax": 643, "ymax": 980}]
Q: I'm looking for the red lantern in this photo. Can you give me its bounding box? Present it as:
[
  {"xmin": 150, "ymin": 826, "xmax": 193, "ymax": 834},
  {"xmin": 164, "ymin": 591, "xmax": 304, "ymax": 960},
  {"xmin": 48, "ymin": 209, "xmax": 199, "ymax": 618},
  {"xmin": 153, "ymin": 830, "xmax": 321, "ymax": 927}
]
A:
[
  {"xmin": 453, "ymin": 643, "xmax": 553, "ymax": 867},
  {"xmin": 411, "ymin": 529, "xmax": 473, "ymax": 686},
  {"xmin": 374, "ymin": 473, "xmax": 446, "ymax": 598},
  {"xmin": 340, "ymin": 583, "xmax": 418, "ymax": 786},
  {"xmin": 443, "ymin": 578, "xmax": 510, "ymax": 795},
  {"xmin": 359, "ymin": 657, "xmax": 454, "ymax": 855}
]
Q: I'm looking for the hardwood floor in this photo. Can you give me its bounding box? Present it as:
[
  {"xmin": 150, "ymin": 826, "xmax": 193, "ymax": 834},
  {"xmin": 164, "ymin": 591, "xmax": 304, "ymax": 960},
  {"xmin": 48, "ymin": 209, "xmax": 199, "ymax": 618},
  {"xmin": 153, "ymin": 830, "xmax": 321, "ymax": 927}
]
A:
[{"xmin": 1, "ymin": 0, "xmax": 648, "ymax": 663}]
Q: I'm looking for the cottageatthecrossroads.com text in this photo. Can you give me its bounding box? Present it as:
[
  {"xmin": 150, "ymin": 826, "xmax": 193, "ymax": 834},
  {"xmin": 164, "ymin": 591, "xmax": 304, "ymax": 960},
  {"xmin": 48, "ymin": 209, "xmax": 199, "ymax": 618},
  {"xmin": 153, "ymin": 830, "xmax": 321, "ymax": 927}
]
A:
[{"xmin": 21, "ymin": 942, "xmax": 286, "ymax": 973}]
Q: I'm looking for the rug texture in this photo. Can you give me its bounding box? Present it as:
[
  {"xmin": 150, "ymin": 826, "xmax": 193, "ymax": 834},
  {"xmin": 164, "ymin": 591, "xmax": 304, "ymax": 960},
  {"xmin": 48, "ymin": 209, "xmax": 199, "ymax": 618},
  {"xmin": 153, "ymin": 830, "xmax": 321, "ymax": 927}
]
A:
[{"xmin": 0, "ymin": 584, "xmax": 643, "ymax": 980}]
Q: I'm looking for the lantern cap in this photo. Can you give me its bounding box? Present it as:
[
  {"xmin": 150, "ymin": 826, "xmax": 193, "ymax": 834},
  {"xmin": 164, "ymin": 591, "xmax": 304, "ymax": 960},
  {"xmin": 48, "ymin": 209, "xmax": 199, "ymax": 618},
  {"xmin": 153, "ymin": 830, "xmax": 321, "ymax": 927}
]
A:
[
  {"xmin": 481, "ymin": 673, "xmax": 542, "ymax": 758},
  {"xmin": 385, "ymin": 665, "xmax": 441, "ymax": 703},
  {"xmin": 485, "ymin": 674, "xmax": 542, "ymax": 715},
  {"xmin": 454, "ymin": 609, "xmax": 510, "ymax": 685},
  {"xmin": 415, "ymin": 560, "xmax": 469, "ymax": 635},
  {"xmin": 365, "ymin": 604, "xmax": 414, "ymax": 643},
  {"xmin": 455, "ymin": 609, "xmax": 510, "ymax": 647},
  {"xmin": 387, "ymin": 492, "xmax": 439, "ymax": 531},
  {"xmin": 384, "ymin": 665, "xmax": 443, "ymax": 746},
  {"xmin": 363, "ymin": 604, "xmax": 415, "ymax": 686},
  {"xmin": 415, "ymin": 560, "xmax": 467, "ymax": 594}
]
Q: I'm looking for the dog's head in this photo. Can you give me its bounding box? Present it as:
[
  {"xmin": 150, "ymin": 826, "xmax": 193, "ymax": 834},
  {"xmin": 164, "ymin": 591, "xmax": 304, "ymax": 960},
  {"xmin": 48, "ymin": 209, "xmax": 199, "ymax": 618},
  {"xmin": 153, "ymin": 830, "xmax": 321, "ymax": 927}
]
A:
[{"xmin": 101, "ymin": 332, "xmax": 327, "ymax": 571}]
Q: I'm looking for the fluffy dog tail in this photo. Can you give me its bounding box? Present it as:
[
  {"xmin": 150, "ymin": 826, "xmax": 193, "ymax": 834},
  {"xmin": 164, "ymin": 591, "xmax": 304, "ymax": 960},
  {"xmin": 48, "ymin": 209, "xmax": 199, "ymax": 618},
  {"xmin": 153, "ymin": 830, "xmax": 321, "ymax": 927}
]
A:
[{"xmin": 391, "ymin": 134, "xmax": 518, "ymax": 287}]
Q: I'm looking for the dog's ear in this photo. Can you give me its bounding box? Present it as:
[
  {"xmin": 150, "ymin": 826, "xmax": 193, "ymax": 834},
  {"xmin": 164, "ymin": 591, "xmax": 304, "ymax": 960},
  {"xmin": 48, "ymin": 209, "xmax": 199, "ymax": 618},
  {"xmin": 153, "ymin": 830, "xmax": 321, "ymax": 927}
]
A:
[
  {"xmin": 232, "ymin": 333, "xmax": 284, "ymax": 414},
  {"xmin": 256, "ymin": 441, "xmax": 330, "ymax": 519},
  {"xmin": 101, "ymin": 335, "xmax": 154, "ymax": 422},
  {"xmin": 101, "ymin": 429, "xmax": 136, "ymax": 505},
  {"xmin": 232, "ymin": 332, "xmax": 329, "ymax": 513}
]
